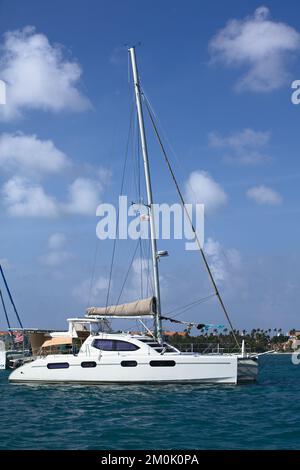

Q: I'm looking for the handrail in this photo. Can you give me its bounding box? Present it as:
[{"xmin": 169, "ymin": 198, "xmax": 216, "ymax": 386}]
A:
[{"xmin": 173, "ymin": 342, "xmax": 252, "ymax": 355}]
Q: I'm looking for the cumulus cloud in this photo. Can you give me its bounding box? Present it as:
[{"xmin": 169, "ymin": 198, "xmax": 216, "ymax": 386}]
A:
[
  {"xmin": 0, "ymin": 131, "xmax": 108, "ymax": 217},
  {"xmin": 185, "ymin": 171, "xmax": 228, "ymax": 214},
  {"xmin": 40, "ymin": 232, "xmax": 73, "ymax": 268},
  {"xmin": 209, "ymin": 128, "xmax": 271, "ymax": 165},
  {"xmin": 63, "ymin": 178, "xmax": 103, "ymax": 216},
  {"xmin": 0, "ymin": 26, "xmax": 90, "ymax": 120},
  {"xmin": 0, "ymin": 132, "xmax": 70, "ymax": 176},
  {"xmin": 209, "ymin": 6, "xmax": 300, "ymax": 92},
  {"xmin": 204, "ymin": 238, "xmax": 242, "ymax": 284},
  {"xmin": 2, "ymin": 176, "xmax": 103, "ymax": 217},
  {"xmin": 73, "ymin": 276, "xmax": 110, "ymax": 304},
  {"xmin": 246, "ymin": 185, "xmax": 282, "ymax": 205},
  {"xmin": 2, "ymin": 176, "xmax": 58, "ymax": 217}
]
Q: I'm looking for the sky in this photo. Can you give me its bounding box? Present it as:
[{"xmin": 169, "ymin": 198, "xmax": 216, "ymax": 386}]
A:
[{"xmin": 0, "ymin": 0, "xmax": 299, "ymax": 333}]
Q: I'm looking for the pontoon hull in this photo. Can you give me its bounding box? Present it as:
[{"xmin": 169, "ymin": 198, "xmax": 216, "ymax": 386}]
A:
[{"xmin": 9, "ymin": 354, "xmax": 258, "ymax": 384}]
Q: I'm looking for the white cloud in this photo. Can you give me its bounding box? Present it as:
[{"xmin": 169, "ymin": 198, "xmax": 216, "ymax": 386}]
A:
[
  {"xmin": 40, "ymin": 232, "xmax": 73, "ymax": 268},
  {"xmin": 246, "ymin": 185, "xmax": 282, "ymax": 205},
  {"xmin": 132, "ymin": 257, "xmax": 150, "ymax": 277},
  {"xmin": 0, "ymin": 132, "xmax": 70, "ymax": 176},
  {"xmin": 185, "ymin": 171, "xmax": 228, "ymax": 214},
  {"xmin": 48, "ymin": 233, "xmax": 67, "ymax": 250},
  {"xmin": 0, "ymin": 26, "xmax": 90, "ymax": 120},
  {"xmin": 2, "ymin": 176, "xmax": 103, "ymax": 217},
  {"xmin": 73, "ymin": 276, "xmax": 109, "ymax": 304},
  {"xmin": 209, "ymin": 128, "xmax": 271, "ymax": 165},
  {"xmin": 204, "ymin": 238, "xmax": 226, "ymax": 283},
  {"xmin": 63, "ymin": 177, "xmax": 103, "ymax": 216},
  {"xmin": 204, "ymin": 238, "xmax": 242, "ymax": 284},
  {"xmin": 209, "ymin": 6, "xmax": 300, "ymax": 92},
  {"xmin": 2, "ymin": 176, "xmax": 58, "ymax": 217}
]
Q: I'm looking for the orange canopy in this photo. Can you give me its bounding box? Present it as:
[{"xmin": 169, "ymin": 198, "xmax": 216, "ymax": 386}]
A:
[{"xmin": 41, "ymin": 336, "xmax": 72, "ymax": 348}]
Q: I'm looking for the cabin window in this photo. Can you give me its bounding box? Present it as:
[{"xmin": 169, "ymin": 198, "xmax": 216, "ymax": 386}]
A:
[
  {"xmin": 47, "ymin": 362, "xmax": 69, "ymax": 369},
  {"xmin": 81, "ymin": 361, "xmax": 97, "ymax": 368},
  {"xmin": 92, "ymin": 339, "xmax": 139, "ymax": 352},
  {"xmin": 121, "ymin": 360, "xmax": 138, "ymax": 367},
  {"xmin": 115, "ymin": 341, "xmax": 139, "ymax": 351},
  {"xmin": 92, "ymin": 339, "xmax": 114, "ymax": 351},
  {"xmin": 149, "ymin": 360, "xmax": 176, "ymax": 367}
]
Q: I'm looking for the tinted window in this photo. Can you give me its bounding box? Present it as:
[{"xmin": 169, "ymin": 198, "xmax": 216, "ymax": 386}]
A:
[
  {"xmin": 92, "ymin": 339, "xmax": 114, "ymax": 351},
  {"xmin": 92, "ymin": 339, "xmax": 139, "ymax": 351},
  {"xmin": 81, "ymin": 361, "xmax": 97, "ymax": 368},
  {"xmin": 149, "ymin": 360, "xmax": 176, "ymax": 367},
  {"xmin": 121, "ymin": 360, "xmax": 137, "ymax": 367},
  {"xmin": 115, "ymin": 341, "xmax": 139, "ymax": 351},
  {"xmin": 47, "ymin": 362, "xmax": 69, "ymax": 369}
]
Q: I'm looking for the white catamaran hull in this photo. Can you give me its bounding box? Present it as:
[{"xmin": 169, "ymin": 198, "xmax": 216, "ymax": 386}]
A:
[{"xmin": 9, "ymin": 353, "xmax": 258, "ymax": 384}]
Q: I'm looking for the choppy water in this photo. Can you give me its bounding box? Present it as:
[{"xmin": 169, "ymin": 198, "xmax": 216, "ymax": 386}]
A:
[{"xmin": 0, "ymin": 355, "xmax": 299, "ymax": 450}]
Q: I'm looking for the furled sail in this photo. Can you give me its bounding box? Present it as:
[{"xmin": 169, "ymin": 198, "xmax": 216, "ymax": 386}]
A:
[{"xmin": 86, "ymin": 296, "xmax": 156, "ymax": 317}]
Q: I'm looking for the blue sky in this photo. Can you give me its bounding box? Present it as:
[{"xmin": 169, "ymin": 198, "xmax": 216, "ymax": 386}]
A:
[{"xmin": 0, "ymin": 0, "xmax": 300, "ymax": 333}]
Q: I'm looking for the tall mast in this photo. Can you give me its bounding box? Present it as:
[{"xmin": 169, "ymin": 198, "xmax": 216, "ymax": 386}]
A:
[{"xmin": 128, "ymin": 47, "xmax": 162, "ymax": 342}]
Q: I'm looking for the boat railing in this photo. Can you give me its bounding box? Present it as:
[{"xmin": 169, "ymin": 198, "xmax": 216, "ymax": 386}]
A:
[{"xmin": 172, "ymin": 342, "xmax": 252, "ymax": 355}]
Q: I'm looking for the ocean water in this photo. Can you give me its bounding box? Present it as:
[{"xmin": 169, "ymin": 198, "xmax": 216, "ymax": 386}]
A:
[{"xmin": 0, "ymin": 355, "xmax": 299, "ymax": 450}]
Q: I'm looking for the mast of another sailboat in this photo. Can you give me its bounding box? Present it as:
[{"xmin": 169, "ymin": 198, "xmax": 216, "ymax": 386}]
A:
[{"xmin": 128, "ymin": 47, "xmax": 162, "ymax": 342}]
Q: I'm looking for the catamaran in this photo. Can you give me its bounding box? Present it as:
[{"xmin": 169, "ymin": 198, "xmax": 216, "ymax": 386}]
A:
[{"xmin": 9, "ymin": 47, "xmax": 258, "ymax": 384}]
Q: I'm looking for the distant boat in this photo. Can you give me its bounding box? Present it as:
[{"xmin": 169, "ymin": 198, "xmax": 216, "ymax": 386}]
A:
[{"xmin": 9, "ymin": 47, "xmax": 258, "ymax": 384}]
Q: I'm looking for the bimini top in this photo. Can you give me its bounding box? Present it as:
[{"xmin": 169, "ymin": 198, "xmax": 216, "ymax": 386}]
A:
[
  {"xmin": 86, "ymin": 296, "xmax": 156, "ymax": 317},
  {"xmin": 41, "ymin": 336, "xmax": 72, "ymax": 348}
]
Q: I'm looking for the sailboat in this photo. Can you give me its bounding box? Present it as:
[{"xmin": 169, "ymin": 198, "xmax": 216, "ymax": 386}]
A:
[{"xmin": 9, "ymin": 47, "xmax": 258, "ymax": 384}]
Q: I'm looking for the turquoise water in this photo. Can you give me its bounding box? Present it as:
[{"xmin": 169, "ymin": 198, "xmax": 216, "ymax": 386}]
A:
[{"xmin": 0, "ymin": 355, "xmax": 299, "ymax": 450}]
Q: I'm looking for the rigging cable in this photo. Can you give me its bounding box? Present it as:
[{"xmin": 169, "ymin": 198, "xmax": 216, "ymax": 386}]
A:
[
  {"xmin": 0, "ymin": 265, "xmax": 23, "ymax": 329},
  {"xmin": 0, "ymin": 289, "xmax": 15, "ymax": 347},
  {"xmin": 0, "ymin": 288, "xmax": 11, "ymax": 330},
  {"xmin": 165, "ymin": 293, "xmax": 217, "ymax": 318},
  {"xmin": 141, "ymin": 89, "xmax": 239, "ymax": 313},
  {"xmin": 87, "ymin": 101, "xmax": 124, "ymax": 309},
  {"xmin": 0, "ymin": 288, "xmax": 15, "ymax": 346},
  {"xmin": 105, "ymin": 101, "xmax": 135, "ymax": 310},
  {"xmin": 113, "ymin": 240, "xmax": 140, "ymax": 313},
  {"xmin": 142, "ymin": 94, "xmax": 240, "ymax": 349}
]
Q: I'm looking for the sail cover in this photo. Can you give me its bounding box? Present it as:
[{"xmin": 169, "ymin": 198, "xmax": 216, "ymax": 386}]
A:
[{"xmin": 86, "ymin": 297, "xmax": 156, "ymax": 317}]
